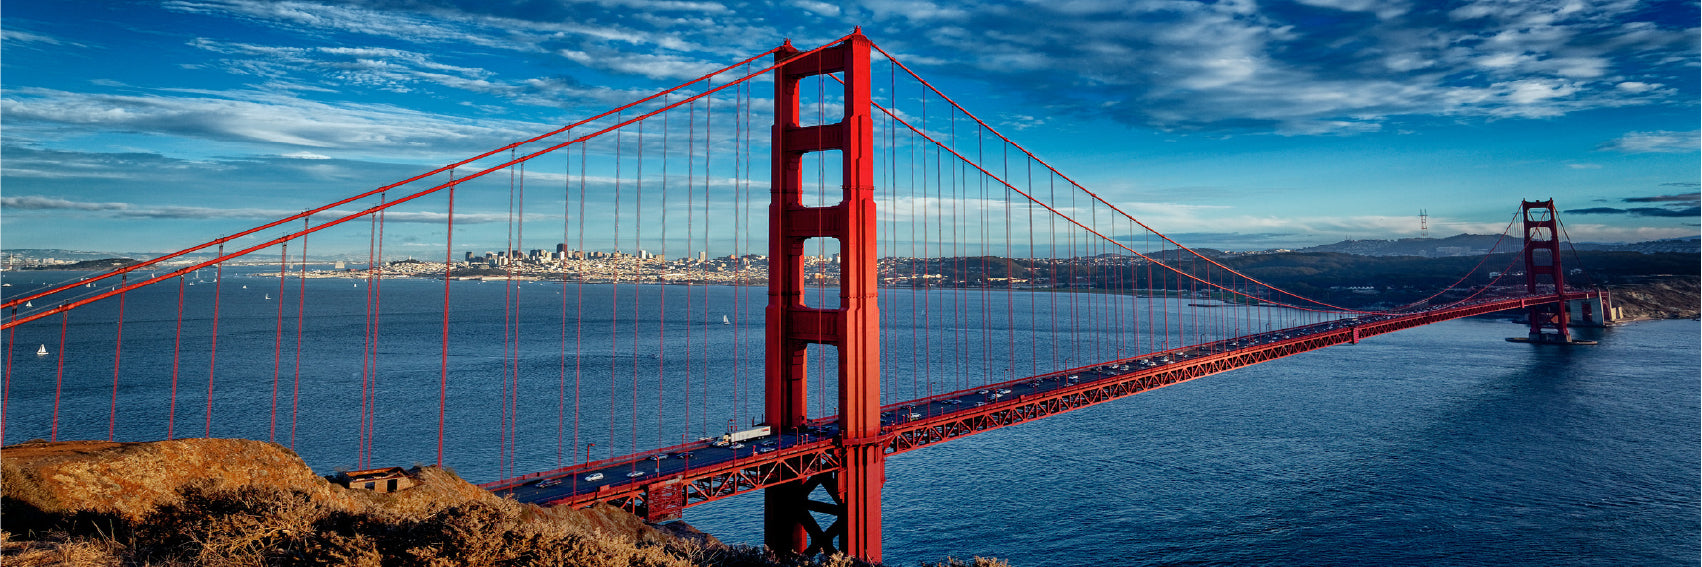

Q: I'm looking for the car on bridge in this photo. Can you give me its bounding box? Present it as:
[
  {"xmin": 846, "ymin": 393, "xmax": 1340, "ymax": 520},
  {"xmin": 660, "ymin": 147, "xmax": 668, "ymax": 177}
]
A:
[{"xmin": 583, "ymin": 472, "xmax": 604, "ymax": 482}]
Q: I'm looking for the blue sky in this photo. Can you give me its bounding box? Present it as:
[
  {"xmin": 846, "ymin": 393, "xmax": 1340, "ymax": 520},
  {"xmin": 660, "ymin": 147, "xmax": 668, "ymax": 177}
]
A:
[{"xmin": 2, "ymin": 0, "xmax": 1697, "ymax": 255}]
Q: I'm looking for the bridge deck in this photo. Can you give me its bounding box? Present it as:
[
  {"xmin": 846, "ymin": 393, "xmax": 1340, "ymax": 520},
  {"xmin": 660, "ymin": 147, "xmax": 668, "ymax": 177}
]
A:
[{"xmin": 487, "ymin": 293, "xmax": 1593, "ymax": 519}]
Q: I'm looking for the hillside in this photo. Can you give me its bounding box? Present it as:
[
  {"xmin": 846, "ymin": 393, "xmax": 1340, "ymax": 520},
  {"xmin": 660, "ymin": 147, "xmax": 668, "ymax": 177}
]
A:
[
  {"xmin": 1292, "ymin": 234, "xmax": 1701, "ymax": 256},
  {"xmin": 1, "ymin": 438, "xmax": 1005, "ymax": 567}
]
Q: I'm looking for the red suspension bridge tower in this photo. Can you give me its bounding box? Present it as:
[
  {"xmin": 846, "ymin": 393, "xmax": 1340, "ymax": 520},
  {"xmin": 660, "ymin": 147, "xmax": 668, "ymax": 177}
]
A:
[
  {"xmin": 764, "ymin": 31, "xmax": 884, "ymax": 559},
  {"xmin": 1520, "ymin": 199, "xmax": 1572, "ymax": 343}
]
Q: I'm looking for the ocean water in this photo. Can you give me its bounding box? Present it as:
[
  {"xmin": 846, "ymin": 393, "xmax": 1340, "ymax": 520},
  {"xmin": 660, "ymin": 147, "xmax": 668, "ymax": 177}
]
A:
[
  {"xmin": 691, "ymin": 317, "xmax": 1701, "ymax": 566},
  {"xmin": 2, "ymin": 270, "xmax": 1696, "ymax": 565}
]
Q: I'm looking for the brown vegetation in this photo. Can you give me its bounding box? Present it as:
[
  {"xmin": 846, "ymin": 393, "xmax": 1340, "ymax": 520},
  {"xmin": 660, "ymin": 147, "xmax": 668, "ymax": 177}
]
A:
[
  {"xmin": 1607, "ymin": 277, "xmax": 1699, "ymax": 321},
  {"xmin": 2, "ymin": 439, "xmax": 1009, "ymax": 567}
]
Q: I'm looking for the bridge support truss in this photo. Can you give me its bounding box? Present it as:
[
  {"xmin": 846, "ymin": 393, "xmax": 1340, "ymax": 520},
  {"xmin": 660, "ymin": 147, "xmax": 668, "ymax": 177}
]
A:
[
  {"xmin": 764, "ymin": 31, "xmax": 883, "ymax": 561},
  {"xmin": 1521, "ymin": 200, "xmax": 1570, "ymax": 343}
]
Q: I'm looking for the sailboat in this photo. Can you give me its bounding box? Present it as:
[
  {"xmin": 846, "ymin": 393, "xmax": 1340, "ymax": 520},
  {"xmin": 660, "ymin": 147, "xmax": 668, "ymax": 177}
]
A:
[
  {"xmin": 264, "ymin": 293, "xmax": 271, "ymax": 300},
  {"xmin": 722, "ymin": 315, "xmax": 731, "ymax": 325},
  {"xmin": 24, "ymin": 300, "xmax": 32, "ymax": 308},
  {"xmin": 36, "ymin": 345, "xmax": 48, "ymax": 356}
]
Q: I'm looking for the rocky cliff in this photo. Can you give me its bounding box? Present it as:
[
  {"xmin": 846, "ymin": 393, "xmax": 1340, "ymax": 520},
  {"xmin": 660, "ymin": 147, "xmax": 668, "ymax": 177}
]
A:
[{"xmin": 1609, "ymin": 278, "xmax": 1699, "ymax": 321}]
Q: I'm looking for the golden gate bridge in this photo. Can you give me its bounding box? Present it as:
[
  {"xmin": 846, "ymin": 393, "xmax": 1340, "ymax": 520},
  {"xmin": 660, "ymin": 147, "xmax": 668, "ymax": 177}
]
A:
[{"xmin": 0, "ymin": 30, "xmax": 1606, "ymax": 562}]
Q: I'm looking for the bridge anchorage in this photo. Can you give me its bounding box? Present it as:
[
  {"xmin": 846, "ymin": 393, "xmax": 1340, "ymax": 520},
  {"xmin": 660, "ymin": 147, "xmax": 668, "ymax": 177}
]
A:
[{"xmin": 0, "ymin": 26, "xmax": 1616, "ymax": 566}]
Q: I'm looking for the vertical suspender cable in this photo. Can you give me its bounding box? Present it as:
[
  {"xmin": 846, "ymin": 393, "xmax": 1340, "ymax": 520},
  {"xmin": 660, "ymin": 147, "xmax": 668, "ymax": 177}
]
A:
[
  {"xmin": 730, "ymin": 79, "xmax": 742, "ymax": 430},
  {"xmin": 440, "ymin": 170, "xmax": 454, "ymax": 466},
  {"xmin": 685, "ymin": 100, "xmax": 694, "ymax": 443},
  {"xmin": 51, "ymin": 309, "xmax": 68, "ymax": 442},
  {"xmin": 573, "ymin": 143, "xmax": 587, "ymax": 465},
  {"xmin": 502, "ymin": 150, "xmax": 518, "ymax": 475},
  {"xmin": 1048, "ymin": 172, "xmax": 1057, "ymax": 370},
  {"xmin": 610, "ymin": 115, "xmax": 623, "ymax": 461},
  {"xmin": 206, "ymin": 249, "xmax": 224, "ymax": 438},
  {"xmin": 1, "ymin": 307, "xmax": 14, "ymax": 445},
  {"xmin": 292, "ymin": 219, "xmax": 309, "ymax": 449},
  {"xmin": 271, "ymin": 245, "xmax": 286, "ymax": 443},
  {"xmin": 512, "ymin": 166, "xmax": 524, "ymax": 473},
  {"xmin": 370, "ymin": 195, "xmax": 387, "ymax": 465},
  {"xmin": 659, "ymin": 101, "xmax": 669, "ymax": 448},
  {"xmin": 111, "ymin": 274, "xmax": 128, "ymax": 441},
  {"xmin": 363, "ymin": 205, "xmax": 379, "ymax": 467},
  {"xmin": 742, "ymin": 72, "xmax": 755, "ymax": 424},
  {"xmin": 168, "ymin": 276, "xmax": 185, "ymax": 439},
  {"xmin": 632, "ymin": 119, "xmax": 642, "ymax": 460},
  {"xmin": 558, "ymin": 142, "xmax": 568, "ymax": 467},
  {"xmin": 1026, "ymin": 157, "xmax": 1037, "ymax": 376},
  {"xmin": 700, "ymin": 87, "xmax": 711, "ymax": 438}
]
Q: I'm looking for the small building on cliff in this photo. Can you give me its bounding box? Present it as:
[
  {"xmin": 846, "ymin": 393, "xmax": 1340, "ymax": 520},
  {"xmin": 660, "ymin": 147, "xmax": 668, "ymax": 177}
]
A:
[{"xmin": 332, "ymin": 466, "xmax": 417, "ymax": 493}]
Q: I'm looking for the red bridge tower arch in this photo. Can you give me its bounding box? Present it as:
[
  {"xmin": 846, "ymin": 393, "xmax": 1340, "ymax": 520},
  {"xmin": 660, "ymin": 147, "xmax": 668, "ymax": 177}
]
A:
[
  {"xmin": 1521, "ymin": 199, "xmax": 1570, "ymax": 343},
  {"xmin": 764, "ymin": 31, "xmax": 884, "ymax": 560}
]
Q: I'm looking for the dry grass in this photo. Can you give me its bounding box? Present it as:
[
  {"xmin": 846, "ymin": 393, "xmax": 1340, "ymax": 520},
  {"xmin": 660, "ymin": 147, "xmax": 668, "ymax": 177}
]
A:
[
  {"xmin": 2, "ymin": 439, "xmax": 1010, "ymax": 566},
  {"xmin": 3, "ymin": 482, "xmax": 993, "ymax": 566}
]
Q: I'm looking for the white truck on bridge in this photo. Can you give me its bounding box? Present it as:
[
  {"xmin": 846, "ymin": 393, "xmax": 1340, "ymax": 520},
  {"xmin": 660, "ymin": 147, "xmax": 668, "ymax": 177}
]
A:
[{"xmin": 710, "ymin": 425, "xmax": 771, "ymax": 447}]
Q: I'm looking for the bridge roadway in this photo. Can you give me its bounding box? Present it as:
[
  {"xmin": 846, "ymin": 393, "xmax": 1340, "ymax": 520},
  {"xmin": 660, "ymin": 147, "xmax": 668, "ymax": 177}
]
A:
[{"xmin": 485, "ymin": 292, "xmax": 1593, "ymax": 520}]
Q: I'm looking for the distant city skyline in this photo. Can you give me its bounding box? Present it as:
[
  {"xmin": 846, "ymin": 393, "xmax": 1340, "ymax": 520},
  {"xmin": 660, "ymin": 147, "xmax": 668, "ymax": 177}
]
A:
[{"xmin": 2, "ymin": 1, "xmax": 1697, "ymax": 255}]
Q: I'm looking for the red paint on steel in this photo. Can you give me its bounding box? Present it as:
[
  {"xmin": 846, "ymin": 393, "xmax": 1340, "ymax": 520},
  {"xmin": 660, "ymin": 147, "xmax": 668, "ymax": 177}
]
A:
[
  {"xmin": 206, "ymin": 255, "xmax": 223, "ymax": 438},
  {"xmin": 272, "ymin": 246, "xmax": 287, "ymax": 443},
  {"xmin": 1522, "ymin": 200, "xmax": 1570, "ymax": 342},
  {"xmin": 764, "ymin": 31, "xmax": 884, "ymax": 562},
  {"xmin": 441, "ymin": 172, "xmax": 454, "ymax": 467},
  {"xmin": 0, "ymin": 42, "xmax": 828, "ymax": 333},
  {"xmin": 2, "ymin": 308, "xmax": 15, "ymax": 445},
  {"xmin": 51, "ymin": 309, "xmax": 67, "ymax": 442},
  {"xmin": 0, "ymin": 47, "xmax": 790, "ymax": 318},
  {"xmin": 111, "ymin": 275, "xmax": 127, "ymax": 441},
  {"xmin": 506, "ymin": 293, "xmax": 1595, "ymax": 516},
  {"xmin": 168, "ymin": 277, "xmax": 184, "ymax": 440}
]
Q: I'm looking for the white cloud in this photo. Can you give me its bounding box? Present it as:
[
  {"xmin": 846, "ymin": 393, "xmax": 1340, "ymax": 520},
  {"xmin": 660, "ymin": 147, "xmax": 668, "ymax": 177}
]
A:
[
  {"xmin": 794, "ymin": 0, "xmax": 842, "ymax": 17},
  {"xmin": 1, "ymin": 87, "xmax": 541, "ymax": 156},
  {"xmin": 864, "ymin": 0, "xmax": 1692, "ymax": 134},
  {"xmin": 1597, "ymin": 131, "xmax": 1701, "ymax": 154},
  {"xmin": 558, "ymin": 49, "xmax": 723, "ymax": 81},
  {"xmin": 1, "ymin": 29, "xmax": 82, "ymax": 47},
  {"xmin": 1614, "ymin": 81, "xmax": 1659, "ymax": 93},
  {"xmin": 0, "ymin": 194, "xmax": 512, "ymax": 224}
]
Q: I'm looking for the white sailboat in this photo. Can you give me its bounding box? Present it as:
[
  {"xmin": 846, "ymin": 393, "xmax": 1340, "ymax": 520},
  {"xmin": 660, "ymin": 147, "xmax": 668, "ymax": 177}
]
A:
[
  {"xmin": 264, "ymin": 293, "xmax": 271, "ymax": 300},
  {"xmin": 722, "ymin": 315, "xmax": 731, "ymax": 325},
  {"xmin": 36, "ymin": 344, "xmax": 48, "ymax": 356},
  {"xmin": 24, "ymin": 300, "xmax": 32, "ymax": 307}
]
